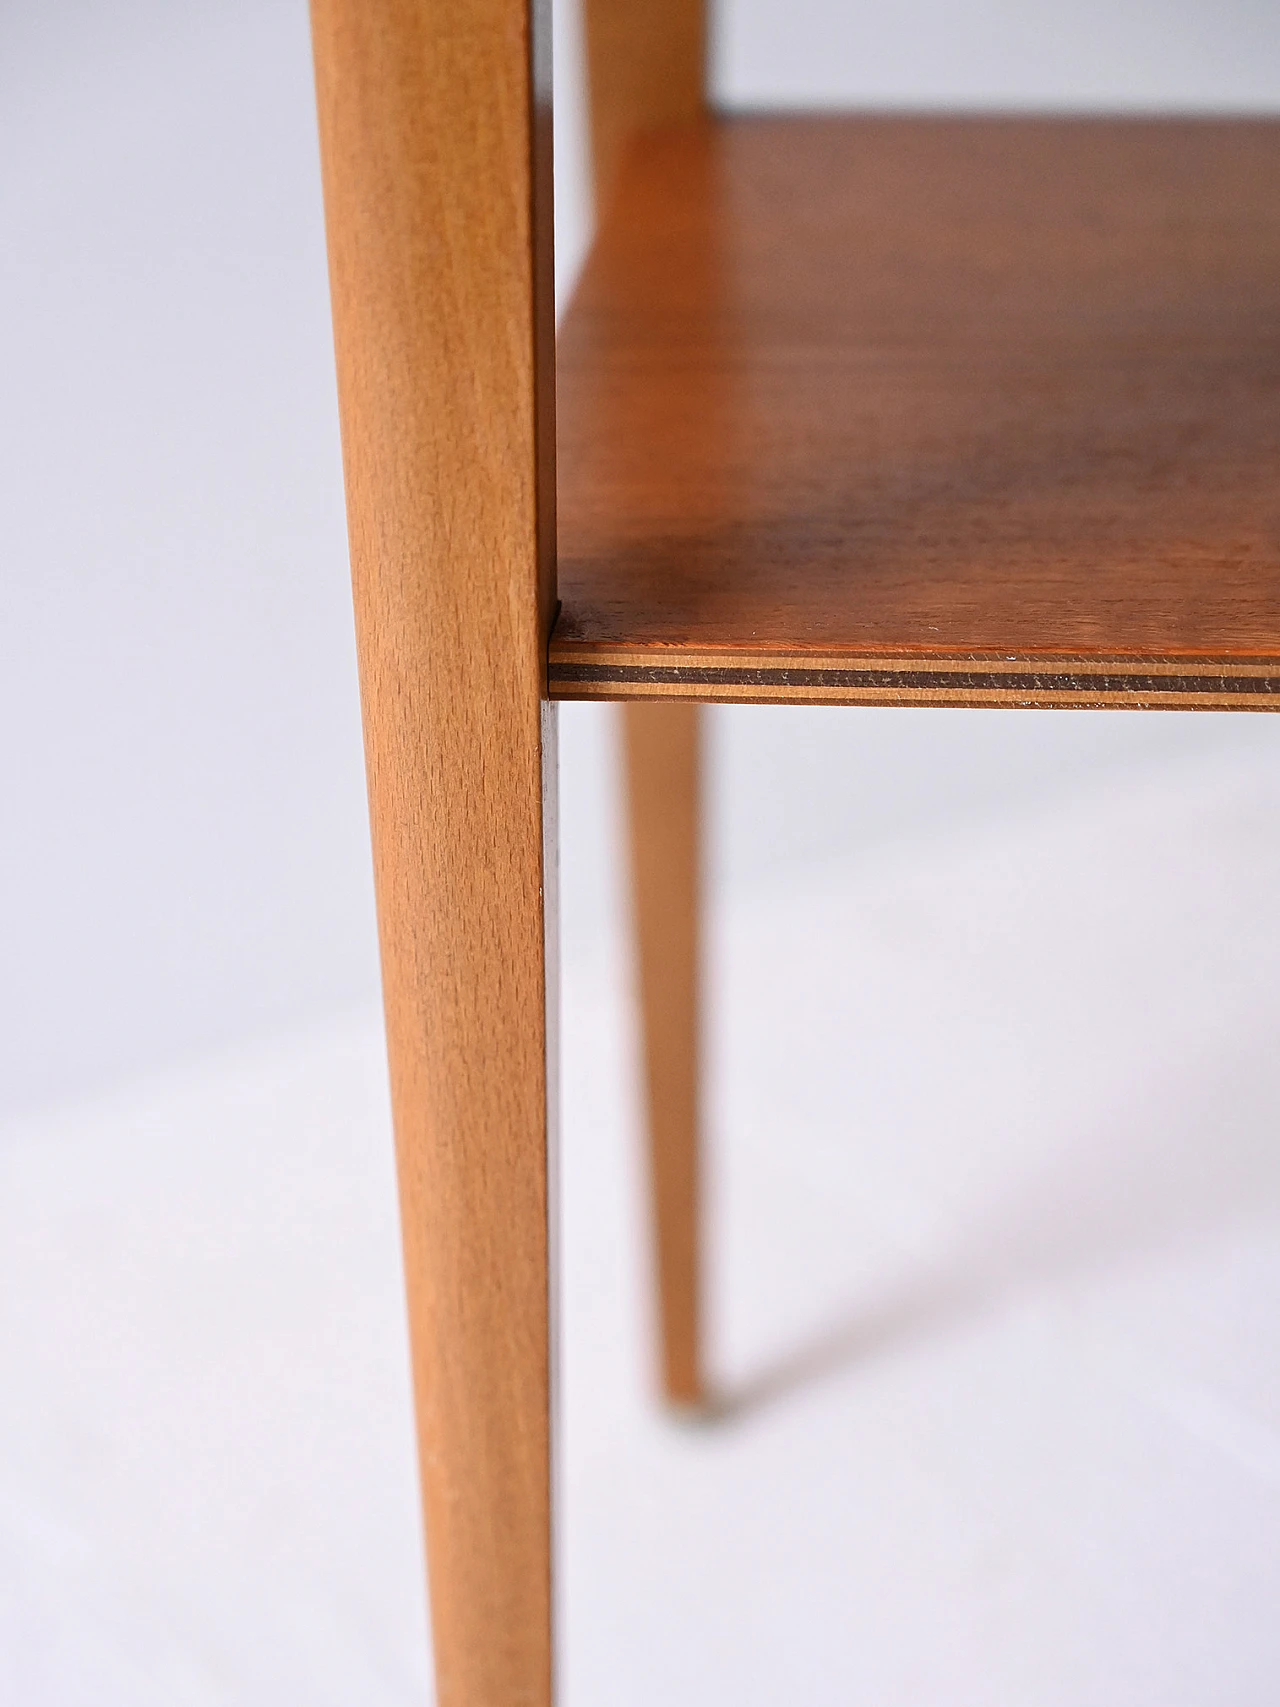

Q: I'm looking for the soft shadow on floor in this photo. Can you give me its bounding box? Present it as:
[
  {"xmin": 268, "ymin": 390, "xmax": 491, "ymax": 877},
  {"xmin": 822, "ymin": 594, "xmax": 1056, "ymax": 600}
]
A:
[{"xmin": 712, "ymin": 1034, "xmax": 1280, "ymax": 1424}]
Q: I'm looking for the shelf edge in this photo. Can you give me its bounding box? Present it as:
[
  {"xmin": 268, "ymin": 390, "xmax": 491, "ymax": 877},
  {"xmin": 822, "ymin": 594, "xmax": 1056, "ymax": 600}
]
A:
[{"xmin": 547, "ymin": 644, "xmax": 1280, "ymax": 710}]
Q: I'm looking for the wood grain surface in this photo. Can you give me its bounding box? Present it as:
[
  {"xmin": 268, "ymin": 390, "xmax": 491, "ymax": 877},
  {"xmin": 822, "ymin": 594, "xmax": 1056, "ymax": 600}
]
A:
[
  {"xmin": 311, "ymin": 3, "xmax": 556, "ymax": 1704},
  {"xmin": 554, "ymin": 117, "xmax": 1280, "ymax": 708}
]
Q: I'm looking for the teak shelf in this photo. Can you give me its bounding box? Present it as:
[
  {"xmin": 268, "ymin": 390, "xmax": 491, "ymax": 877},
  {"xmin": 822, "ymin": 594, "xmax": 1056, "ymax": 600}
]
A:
[{"xmin": 552, "ymin": 115, "xmax": 1280, "ymax": 709}]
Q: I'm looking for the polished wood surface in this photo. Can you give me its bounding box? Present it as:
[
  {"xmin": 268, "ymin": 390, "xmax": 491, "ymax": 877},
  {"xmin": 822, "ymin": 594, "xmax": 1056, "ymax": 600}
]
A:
[
  {"xmin": 623, "ymin": 701, "xmax": 703, "ymax": 1406},
  {"xmin": 311, "ymin": 3, "xmax": 556, "ymax": 1704},
  {"xmin": 554, "ymin": 117, "xmax": 1280, "ymax": 708}
]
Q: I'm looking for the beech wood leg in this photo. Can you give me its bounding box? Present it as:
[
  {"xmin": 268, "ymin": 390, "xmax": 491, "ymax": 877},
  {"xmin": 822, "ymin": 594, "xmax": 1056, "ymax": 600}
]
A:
[
  {"xmin": 623, "ymin": 700, "xmax": 704, "ymax": 1408},
  {"xmin": 310, "ymin": 2, "xmax": 557, "ymax": 1701}
]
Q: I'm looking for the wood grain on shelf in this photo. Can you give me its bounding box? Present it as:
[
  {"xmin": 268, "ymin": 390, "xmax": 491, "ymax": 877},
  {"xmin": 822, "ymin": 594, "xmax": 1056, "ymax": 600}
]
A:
[
  {"xmin": 553, "ymin": 116, "xmax": 1280, "ymax": 709},
  {"xmin": 311, "ymin": 2, "xmax": 555, "ymax": 1703}
]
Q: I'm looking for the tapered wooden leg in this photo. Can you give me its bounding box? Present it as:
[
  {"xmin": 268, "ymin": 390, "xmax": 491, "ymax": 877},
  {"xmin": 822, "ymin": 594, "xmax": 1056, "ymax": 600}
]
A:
[
  {"xmin": 623, "ymin": 700, "xmax": 703, "ymax": 1408},
  {"xmin": 310, "ymin": 2, "xmax": 557, "ymax": 1702}
]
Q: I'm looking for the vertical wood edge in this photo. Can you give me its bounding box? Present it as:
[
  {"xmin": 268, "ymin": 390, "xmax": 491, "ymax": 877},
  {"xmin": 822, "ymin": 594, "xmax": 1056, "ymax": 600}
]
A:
[{"xmin": 532, "ymin": 0, "xmax": 558, "ymax": 681}]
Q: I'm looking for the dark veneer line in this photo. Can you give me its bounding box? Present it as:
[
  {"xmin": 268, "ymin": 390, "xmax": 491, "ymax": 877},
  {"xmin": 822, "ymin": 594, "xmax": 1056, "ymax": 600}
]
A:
[{"xmin": 551, "ymin": 663, "xmax": 1280, "ymax": 696}]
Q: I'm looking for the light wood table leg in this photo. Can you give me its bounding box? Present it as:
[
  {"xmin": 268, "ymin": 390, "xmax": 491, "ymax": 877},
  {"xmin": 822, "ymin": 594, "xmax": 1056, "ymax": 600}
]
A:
[
  {"xmin": 310, "ymin": 2, "xmax": 557, "ymax": 1702},
  {"xmin": 584, "ymin": 0, "xmax": 706, "ymax": 213},
  {"xmin": 623, "ymin": 701, "xmax": 704, "ymax": 1409}
]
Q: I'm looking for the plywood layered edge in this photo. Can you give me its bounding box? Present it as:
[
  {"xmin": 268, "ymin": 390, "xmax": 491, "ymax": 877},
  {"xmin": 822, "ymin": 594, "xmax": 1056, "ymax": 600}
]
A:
[{"xmin": 548, "ymin": 644, "xmax": 1280, "ymax": 710}]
